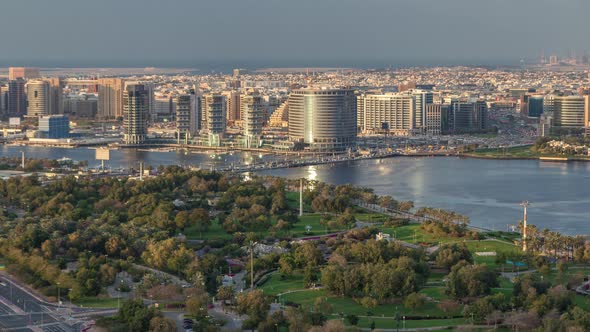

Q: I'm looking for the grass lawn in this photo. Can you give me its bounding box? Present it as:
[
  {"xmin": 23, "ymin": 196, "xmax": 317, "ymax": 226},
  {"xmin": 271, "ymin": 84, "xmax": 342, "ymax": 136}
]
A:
[
  {"xmin": 471, "ymin": 145, "xmax": 539, "ymax": 159},
  {"xmin": 497, "ymin": 277, "xmax": 513, "ymax": 289},
  {"xmin": 290, "ymin": 214, "xmax": 348, "ymax": 238},
  {"xmin": 184, "ymin": 217, "xmax": 232, "ymax": 240},
  {"xmin": 464, "ymin": 240, "xmax": 519, "ymax": 254},
  {"xmin": 426, "ymin": 272, "xmax": 447, "ymax": 285},
  {"xmin": 379, "ymin": 224, "xmax": 458, "ymax": 245},
  {"xmin": 354, "ymin": 317, "xmax": 466, "ymax": 330},
  {"xmin": 75, "ymin": 297, "xmax": 120, "ymax": 308},
  {"xmin": 420, "ymin": 287, "xmax": 450, "ymax": 301},
  {"xmin": 574, "ymin": 295, "xmax": 590, "ymax": 310},
  {"xmin": 354, "ymin": 212, "xmax": 389, "ymax": 223},
  {"xmin": 286, "ymin": 191, "xmax": 312, "ymax": 212},
  {"xmin": 472, "ymin": 145, "xmax": 590, "ymax": 160},
  {"xmin": 265, "ymin": 273, "xmax": 472, "ymax": 330},
  {"xmin": 533, "ymin": 266, "xmax": 590, "ymax": 286},
  {"xmin": 260, "ymin": 273, "xmax": 306, "ymax": 296},
  {"xmin": 279, "ymin": 289, "xmax": 460, "ymax": 319},
  {"xmin": 184, "ymin": 213, "xmax": 354, "ymax": 240}
]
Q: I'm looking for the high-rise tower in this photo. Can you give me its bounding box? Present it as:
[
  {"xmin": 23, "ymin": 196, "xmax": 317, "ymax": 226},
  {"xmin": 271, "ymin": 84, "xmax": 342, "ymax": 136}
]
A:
[
  {"xmin": 26, "ymin": 80, "xmax": 50, "ymax": 117},
  {"xmin": 123, "ymin": 84, "xmax": 149, "ymax": 145},
  {"xmin": 98, "ymin": 78, "xmax": 124, "ymax": 119},
  {"xmin": 8, "ymin": 79, "xmax": 26, "ymax": 117},
  {"xmin": 289, "ymin": 88, "xmax": 357, "ymax": 151}
]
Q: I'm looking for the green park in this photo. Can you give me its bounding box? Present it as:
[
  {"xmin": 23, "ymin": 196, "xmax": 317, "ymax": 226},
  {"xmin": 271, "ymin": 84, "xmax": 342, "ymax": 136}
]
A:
[{"xmin": 1, "ymin": 167, "xmax": 590, "ymax": 331}]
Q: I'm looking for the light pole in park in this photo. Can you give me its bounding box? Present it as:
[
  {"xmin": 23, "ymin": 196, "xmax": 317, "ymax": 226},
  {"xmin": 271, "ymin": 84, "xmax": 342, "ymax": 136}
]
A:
[
  {"xmin": 520, "ymin": 201, "xmax": 529, "ymax": 252},
  {"xmin": 57, "ymin": 282, "xmax": 61, "ymax": 312},
  {"xmin": 299, "ymin": 178, "xmax": 304, "ymax": 216},
  {"xmin": 249, "ymin": 241, "xmax": 258, "ymax": 290}
]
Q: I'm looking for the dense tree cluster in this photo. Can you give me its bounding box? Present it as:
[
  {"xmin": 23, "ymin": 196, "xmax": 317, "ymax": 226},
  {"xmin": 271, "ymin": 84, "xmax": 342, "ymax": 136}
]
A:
[
  {"xmin": 321, "ymin": 240, "xmax": 429, "ymax": 302},
  {"xmin": 0, "ymin": 167, "xmax": 238, "ymax": 296},
  {"xmin": 435, "ymin": 243, "xmax": 473, "ymax": 269},
  {"xmin": 219, "ymin": 179, "xmax": 289, "ymax": 233},
  {"xmin": 445, "ymin": 261, "xmax": 498, "ymax": 298},
  {"xmin": 416, "ymin": 208, "xmax": 475, "ymax": 238},
  {"xmin": 533, "ymin": 136, "xmax": 590, "ymax": 156}
]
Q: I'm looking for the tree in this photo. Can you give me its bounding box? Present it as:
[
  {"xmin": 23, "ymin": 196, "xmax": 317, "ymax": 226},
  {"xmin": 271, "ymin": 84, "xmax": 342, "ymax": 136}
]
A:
[
  {"xmin": 117, "ymin": 299, "xmax": 157, "ymax": 332},
  {"xmin": 404, "ymin": 292, "xmax": 426, "ymax": 313},
  {"xmin": 216, "ymin": 285, "xmax": 235, "ymax": 303},
  {"xmin": 435, "ymin": 244, "xmax": 473, "ymax": 269},
  {"xmin": 258, "ymin": 311, "xmax": 286, "ymax": 332},
  {"xmin": 284, "ymin": 306, "xmax": 311, "ymax": 332},
  {"xmin": 336, "ymin": 210, "xmax": 356, "ymax": 228},
  {"xmin": 446, "ymin": 261, "xmax": 498, "ymax": 298},
  {"xmin": 565, "ymin": 307, "xmax": 590, "ymax": 330},
  {"xmin": 378, "ymin": 196, "xmax": 398, "ymax": 209},
  {"xmin": 304, "ymin": 265, "xmax": 317, "ymax": 287},
  {"xmin": 547, "ymin": 284, "xmax": 572, "ymax": 312},
  {"xmin": 360, "ymin": 296, "xmax": 378, "ymax": 309},
  {"xmin": 278, "ymin": 254, "xmax": 295, "ymax": 277},
  {"xmin": 307, "ymin": 319, "xmax": 346, "ymax": 332},
  {"xmin": 438, "ymin": 300, "xmax": 460, "ymax": 318},
  {"xmin": 398, "ymin": 201, "xmax": 414, "ymax": 212},
  {"xmin": 346, "ymin": 314, "xmax": 359, "ymax": 326},
  {"xmin": 185, "ymin": 288, "xmax": 209, "ymax": 320},
  {"xmin": 148, "ymin": 317, "xmax": 176, "ymax": 332},
  {"xmin": 557, "ymin": 260, "xmax": 568, "ymax": 274},
  {"xmin": 463, "ymin": 297, "xmax": 494, "ymax": 324},
  {"xmin": 314, "ymin": 297, "xmax": 333, "ymax": 316},
  {"xmin": 294, "ymin": 242, "xmax": 323, "ymax": 268},
  {"xmin": 236, "ymin": 290, "xmax": 271, "ymax": 326},
  {"xmin": 504, "ymin": 311, "xmax": 541, "ymax": 331},
  {"xmin": 190, "ymin": 208, "xmax": 211, "ymax": 237},
  {"xmin": 174, "ymin": 211, "xmax": 190, "ymax": 231}
]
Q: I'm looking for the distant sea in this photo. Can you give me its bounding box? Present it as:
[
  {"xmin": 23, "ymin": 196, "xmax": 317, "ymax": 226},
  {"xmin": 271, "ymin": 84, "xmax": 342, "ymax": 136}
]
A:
[{"xmin": 0, "ymin": 59, "xmax": 522, "ymax": 74}]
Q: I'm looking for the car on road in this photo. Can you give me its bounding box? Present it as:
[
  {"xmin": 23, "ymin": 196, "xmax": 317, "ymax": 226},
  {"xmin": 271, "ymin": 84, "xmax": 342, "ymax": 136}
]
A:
[{"xmin": 183, "ymin": 318, "xmax": 194, "ymax": 329}]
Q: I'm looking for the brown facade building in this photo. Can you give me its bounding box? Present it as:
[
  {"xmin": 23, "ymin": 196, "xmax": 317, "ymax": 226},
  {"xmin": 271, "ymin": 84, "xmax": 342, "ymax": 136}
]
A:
[
  {"xmin": 9, "ymin": 67, "xmax": 40, "ymax": 80},
  {"xmin": 97, "ymin": 78, "xmax": 124, "ymax": 119}
]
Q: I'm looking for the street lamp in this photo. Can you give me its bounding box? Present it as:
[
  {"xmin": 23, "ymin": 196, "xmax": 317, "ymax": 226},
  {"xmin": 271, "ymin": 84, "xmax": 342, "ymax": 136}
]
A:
[
  {"xmin": 249, "ymin": 241, "xmax": 258, "ymax": 290},
  {"xmin": 57, "ymin": 282, "xmax": 61, "ymax": 312},
  {"xmin": 117, "ymin": 280, "xmax": 123, "ymax": 310}
]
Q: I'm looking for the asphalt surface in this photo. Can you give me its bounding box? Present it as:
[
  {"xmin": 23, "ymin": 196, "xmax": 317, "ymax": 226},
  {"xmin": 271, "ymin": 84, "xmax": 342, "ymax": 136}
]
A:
[{"xmin": 0, "ymin": 275, "xmax": 86, "ymax": 332}]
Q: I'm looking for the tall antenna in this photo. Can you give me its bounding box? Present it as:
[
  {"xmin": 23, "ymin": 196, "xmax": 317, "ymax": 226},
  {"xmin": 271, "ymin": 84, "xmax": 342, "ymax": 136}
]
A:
[{"xmin": 520, "ymin": 201, "xmax": 529, "ymax": 252}]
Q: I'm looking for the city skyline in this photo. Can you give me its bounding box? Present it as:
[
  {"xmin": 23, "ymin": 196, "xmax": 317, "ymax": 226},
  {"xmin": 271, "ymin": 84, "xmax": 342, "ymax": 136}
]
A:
[{"xmin": 2, "ymin": 0, "xmax": 590, "ymax": 68}]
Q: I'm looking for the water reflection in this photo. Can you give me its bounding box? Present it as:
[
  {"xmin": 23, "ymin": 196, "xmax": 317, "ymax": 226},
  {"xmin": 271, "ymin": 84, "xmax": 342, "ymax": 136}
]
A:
[
  {"xmin": 307, "ymin": 166, "xmax": 318, "ymax": 182},
  {"xmin": 258, "ymin": 157, "xmax": 590, "ymax": 235}
]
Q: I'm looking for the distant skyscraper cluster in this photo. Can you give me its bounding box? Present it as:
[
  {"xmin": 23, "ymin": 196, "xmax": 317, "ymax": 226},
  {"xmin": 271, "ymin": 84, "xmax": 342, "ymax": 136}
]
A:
[{"xmin": 5, "ymin": 64, "xmax": 590, "ymax": 149}]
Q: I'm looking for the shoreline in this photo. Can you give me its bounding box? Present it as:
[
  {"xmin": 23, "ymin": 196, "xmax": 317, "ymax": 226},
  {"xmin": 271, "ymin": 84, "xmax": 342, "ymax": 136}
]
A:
[{"xmin": 460, "ymin": 153, "xmax": 590, "ymax": 162}]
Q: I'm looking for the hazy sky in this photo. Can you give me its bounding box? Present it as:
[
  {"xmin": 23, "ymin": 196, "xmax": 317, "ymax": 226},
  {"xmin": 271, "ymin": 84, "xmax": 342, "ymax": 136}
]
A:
[{"xmin": 1, "ymin": 0, "xmax": 588, "ymax": 67}]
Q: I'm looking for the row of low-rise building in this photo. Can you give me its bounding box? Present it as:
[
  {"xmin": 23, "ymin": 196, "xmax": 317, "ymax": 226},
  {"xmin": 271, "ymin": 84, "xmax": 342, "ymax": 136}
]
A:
[{"xmin": 357, "ymin": 90, "xmax": 487, "ymax": 136}]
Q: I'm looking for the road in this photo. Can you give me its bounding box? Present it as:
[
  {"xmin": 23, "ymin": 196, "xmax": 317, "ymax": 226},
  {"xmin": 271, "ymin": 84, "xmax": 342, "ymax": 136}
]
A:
[{"xmin": 0, "ymin": 274, "xmax": 102, "ymax": 331}]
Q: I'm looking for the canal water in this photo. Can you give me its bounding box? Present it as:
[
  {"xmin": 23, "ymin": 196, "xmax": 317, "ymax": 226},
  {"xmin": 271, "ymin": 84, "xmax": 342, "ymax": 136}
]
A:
[
  {"xmin": 0, "ymin": 145, "xmax": 275, "ymax": 170},
  {"xmin": 2, "ymin": 145, "xmax": 589, "ymax": 235},
  {"xmin": 256, "ymin": 157, "xmax": 590, "ymax": 236}
]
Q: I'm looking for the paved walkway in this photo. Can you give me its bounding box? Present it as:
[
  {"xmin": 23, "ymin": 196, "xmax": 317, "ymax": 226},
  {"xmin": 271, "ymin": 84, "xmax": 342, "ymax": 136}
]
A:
[
  {"xmin": 208, "ymin": 301, "xmax": 245, "ymax": 331},
  {"xmin": 500, "ymin": 269, "xmax": 537, "ymax": 282},
  {"xmin": 131, "ymin": 263, "xmax": 191, "ymax": 287}
]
